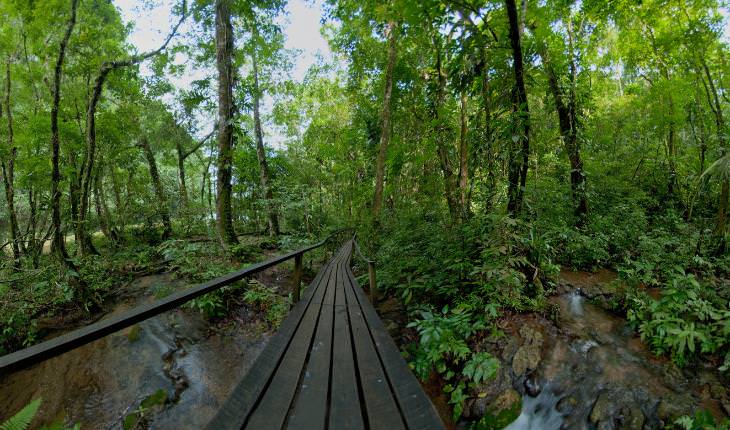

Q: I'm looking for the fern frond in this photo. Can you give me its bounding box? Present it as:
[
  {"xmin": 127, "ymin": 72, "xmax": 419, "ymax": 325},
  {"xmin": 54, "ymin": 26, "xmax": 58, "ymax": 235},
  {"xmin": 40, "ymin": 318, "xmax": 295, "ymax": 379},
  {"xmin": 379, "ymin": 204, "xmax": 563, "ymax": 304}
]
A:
[{"xmin": 0, "ymin": 398, "xmax": 42, "ymax": 430}]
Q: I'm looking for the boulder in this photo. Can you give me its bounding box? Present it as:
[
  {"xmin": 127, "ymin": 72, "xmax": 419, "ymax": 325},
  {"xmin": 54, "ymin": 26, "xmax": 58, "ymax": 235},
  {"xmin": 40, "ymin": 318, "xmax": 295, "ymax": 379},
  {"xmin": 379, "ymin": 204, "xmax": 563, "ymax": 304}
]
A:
[
  {"xmin": 621, "ymin": 405, "xmax": 645, "ymax": 430},
  {"xmin": 556, "ymin": 396, "xmax": 578, "ymax": 414},
  {"xmin": 492, "ymin": 388, "xmax": 521, "ymax": 414},
  {"xmin": 590, "ymin": 392, "xmax": 615, "ymax": 425},
  {"xmin": 511, "ymin": 325, "xmax": 543, "ymax": 377}
]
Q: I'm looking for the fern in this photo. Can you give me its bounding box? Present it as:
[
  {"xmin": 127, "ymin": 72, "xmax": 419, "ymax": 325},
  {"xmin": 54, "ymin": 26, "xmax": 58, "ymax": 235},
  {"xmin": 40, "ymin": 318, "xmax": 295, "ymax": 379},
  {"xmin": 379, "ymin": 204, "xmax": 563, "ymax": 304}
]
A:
[{"xmin": 1, "ymin": 398, "xmax": 42, "ymax": 430}]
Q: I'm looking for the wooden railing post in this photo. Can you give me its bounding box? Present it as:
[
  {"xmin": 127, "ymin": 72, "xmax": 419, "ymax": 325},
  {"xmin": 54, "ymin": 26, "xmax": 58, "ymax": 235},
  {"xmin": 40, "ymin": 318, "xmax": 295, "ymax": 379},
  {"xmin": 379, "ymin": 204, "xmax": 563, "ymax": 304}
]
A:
[
  {"xmin": 292, "ymin": 253, "xmax": 303, "ymax": 303},
  {"xmin": 368, "ymin": 261, "xmax": 377, "ymax": 303}
]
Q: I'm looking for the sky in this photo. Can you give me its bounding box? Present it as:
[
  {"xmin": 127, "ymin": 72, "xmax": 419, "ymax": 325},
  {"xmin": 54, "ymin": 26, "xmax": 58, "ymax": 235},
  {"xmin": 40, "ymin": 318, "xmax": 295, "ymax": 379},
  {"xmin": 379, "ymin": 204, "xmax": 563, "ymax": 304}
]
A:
[
  {"xmin": 116, "ymin": 0, "xmax": 333, "ymax": 81},
  {"xmin": 114, "ymin": 0, "xmax": 335, "ymax": 142}
]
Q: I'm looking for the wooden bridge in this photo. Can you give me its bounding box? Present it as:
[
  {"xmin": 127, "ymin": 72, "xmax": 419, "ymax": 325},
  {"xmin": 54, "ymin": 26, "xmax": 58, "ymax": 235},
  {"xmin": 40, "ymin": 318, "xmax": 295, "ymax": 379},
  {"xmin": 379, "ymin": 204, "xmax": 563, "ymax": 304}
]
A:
[{"xmin": 0, "ymin": 233, "xmax": 444, "ymax": 429}]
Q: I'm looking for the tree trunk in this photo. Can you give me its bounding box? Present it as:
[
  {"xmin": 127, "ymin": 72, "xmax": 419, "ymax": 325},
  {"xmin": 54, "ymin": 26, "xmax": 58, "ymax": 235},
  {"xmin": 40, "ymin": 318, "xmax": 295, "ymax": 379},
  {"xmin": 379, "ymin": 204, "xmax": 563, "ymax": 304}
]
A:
[
  {"xmin": 76, "ymin": 6, "xmax": 183, "ymax": 255},
  {"xmin": 701, "ymin": 59, "xmax": 728, "ymax": 247},
  {"xmin": 251, "ymin": 25, "xmax": 280, "ymax": 236},
  {"xmin": 50, "ymin": 0, "xmax": 78, "ymax": 268},
  {"xmin": 482, "ymin": 47, "xmax": 496, "ymax": 209},
  {"xmin": 1, "ymin": 59, "xmax": 21, "ymax": 268},
  {"xmin": 541, "ymin": 52, "xmax": 588, "ymax": 222},
  {"xmin": 94, "ymin": 171, "xmax": 112, "ymax": 241},
  {"xmin": 94, "ymin": 163, "xmax": 119, "ymax": 244},
  {"xmin": 458, "ymin": 90, "xmax": 470, "ymax": 220},
  {"xmin": 140, "ymin": 138, "xmax": 173, "ymax": 239},
  {"xmin": 215, "ymin": 0, "xmax": 238, "ymax": 245},
  {"xmin": 430, "ymin": 35, "xmax": 459, "ymax": 221},
  {"xmin": 716, "ymin": 178, "xmax": 728, "ymax": 253},
  {"xmin": 372, "ymin": 21, "xmax": 398, "ymax": 218},
  {"xmin": 505, "ymin": 0, "xmax": 530, "ymax": 215},
  {"xmin": 176, "ymin": 141, "xmax": 189, "ymax": 208}
]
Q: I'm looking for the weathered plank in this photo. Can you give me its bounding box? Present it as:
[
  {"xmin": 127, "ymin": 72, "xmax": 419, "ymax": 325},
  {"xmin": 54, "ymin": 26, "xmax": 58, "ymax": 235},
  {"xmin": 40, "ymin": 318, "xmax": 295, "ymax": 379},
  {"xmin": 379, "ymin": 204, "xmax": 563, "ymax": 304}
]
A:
[
  {"xmin": 244, "ymin": 256, "xmax": 335, "ymax": 430},
  {"xmin": 206, "ymin": 255, "xmax": 336, "ymax": 430},
  {"xmin": 344, "ymin": 264, "xmax": 444, "ymax": 430},
  {"xmin": 286, "ymin": 252, "xmax": 338, "ymax": 428},
  {"xmin": 343, "ymin": 256, "xmax": 406, "ymax": 430},
  {"xmin": 328, "ymin": 253, "xmax": 365, "ymax": 430},
  {"xmin": 209, "ymin": 240, "xmax": 444, "ymax": 430}
]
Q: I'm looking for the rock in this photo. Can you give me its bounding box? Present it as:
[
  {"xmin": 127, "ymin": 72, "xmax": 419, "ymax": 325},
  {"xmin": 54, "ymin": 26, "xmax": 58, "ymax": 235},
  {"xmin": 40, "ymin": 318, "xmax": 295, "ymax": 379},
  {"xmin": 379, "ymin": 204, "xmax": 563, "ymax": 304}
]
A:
[
  {"xmin": 382, "ymin": 319, "xmax": 400, "ymax": 337},
  {"xmin": 524, "ymin": 373, "xmax": 541, "ymax": 397},
  {"xmin": 590, "ymin": 392, "xmax": 614, "ymax": 424},
  {"xmin": 470, "ymin": 397, "xmax": 489, "ymax": 418},
  {"xmin": 520, "ymin": 324, "xmax": 544, "ymax": 345},
  {"xmin": 621, "ymin": 405, "xmax": 645, "ymax": 430},
  {"xmin": 657, "ymin": 395, "xmax": 690, "ymax": 422},
  {"xmin": 501, "ymin": 337, "xmax": 520, "ymax": 362},
  {"xmin": 597, "ymin": 421, "xmax": 615, "ymax": 430},
  {"xmin": 662, "ymin": 362, "xmax": 686, "ymax": 387},
  {"xmin": 512, "ymin": 346, "xmax": 540, "ymax": 377},
  {"xmin": 377, "ymin": 297, "xmax": 403, "ymax": 320},
  {"xmin": 468, "ymin": 365, "xmax": 513, "ymax": 418},
  {"xmin": 511, "ymin": 325, "xmax": 543, "ymax": 377},
  {"xmin": 492, "ymin": 388, "xmax": 521, "ymax": 414},
  {"xmin": 557, "ymin": 396, "xmax": 578, "ymax": 414},
  {"xmin": 710, "ymin": 384, "xmax": 726, "ymax": 400}
]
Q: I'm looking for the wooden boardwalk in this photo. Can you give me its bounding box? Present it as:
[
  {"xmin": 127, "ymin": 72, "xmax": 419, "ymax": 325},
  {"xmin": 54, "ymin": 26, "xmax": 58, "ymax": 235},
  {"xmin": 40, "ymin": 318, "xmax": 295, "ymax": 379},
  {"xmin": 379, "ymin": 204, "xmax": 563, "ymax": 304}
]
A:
[{"xmin": 207, "ymin": 240, "xmax": 444, "ymax": 430}]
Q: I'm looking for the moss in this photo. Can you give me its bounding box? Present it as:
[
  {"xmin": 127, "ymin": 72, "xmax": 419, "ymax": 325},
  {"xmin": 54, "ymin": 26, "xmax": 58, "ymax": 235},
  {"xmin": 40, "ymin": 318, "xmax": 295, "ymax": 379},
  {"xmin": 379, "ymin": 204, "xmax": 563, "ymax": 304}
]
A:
[
  {"xmin": 127, "ymin": 325, "xmax": 141, "ymax": 342},
  {"xmin": 122, "ymin": 389, "xmax": 168, "ymax": 429},
  {"xmin": 469, "ymin": 399, "xmax": 522, "ymax": 430}
]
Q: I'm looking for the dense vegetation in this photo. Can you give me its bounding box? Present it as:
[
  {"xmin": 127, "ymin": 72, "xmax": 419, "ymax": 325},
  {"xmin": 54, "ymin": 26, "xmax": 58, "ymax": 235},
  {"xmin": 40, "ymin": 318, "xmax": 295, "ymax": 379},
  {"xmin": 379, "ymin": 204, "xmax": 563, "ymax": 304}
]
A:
[{"xmin": 1, "ymin": 0, "xmax": 730, "ymax": 427}]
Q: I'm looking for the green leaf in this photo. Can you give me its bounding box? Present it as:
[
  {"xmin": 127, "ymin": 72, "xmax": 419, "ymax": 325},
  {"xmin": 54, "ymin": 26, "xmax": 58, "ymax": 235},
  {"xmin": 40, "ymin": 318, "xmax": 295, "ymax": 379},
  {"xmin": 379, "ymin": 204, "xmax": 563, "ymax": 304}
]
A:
[{"xmin": 1, "ymin": 398, "xmax": 42, "ymax": 430}]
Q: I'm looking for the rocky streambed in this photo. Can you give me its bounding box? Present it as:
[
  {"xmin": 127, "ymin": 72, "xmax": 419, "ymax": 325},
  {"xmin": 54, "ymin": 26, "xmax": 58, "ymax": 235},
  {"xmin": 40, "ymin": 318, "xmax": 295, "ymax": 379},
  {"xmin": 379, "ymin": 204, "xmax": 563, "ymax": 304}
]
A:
[
  {"xmin": 0, "ymin": 272, "xmax": 282, "ymax": 429},
  {"xmin": 458, "ymin": 270, "xmax": 730, "ymax": 429}
]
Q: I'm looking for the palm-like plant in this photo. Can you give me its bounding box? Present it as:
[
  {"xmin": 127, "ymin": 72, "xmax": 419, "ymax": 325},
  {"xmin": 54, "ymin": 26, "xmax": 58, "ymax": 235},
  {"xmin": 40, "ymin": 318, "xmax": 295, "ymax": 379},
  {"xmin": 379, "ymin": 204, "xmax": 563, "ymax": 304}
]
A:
[{"xmin": 698, "ymin": 151, "xmax": 730, "ymax": 251}]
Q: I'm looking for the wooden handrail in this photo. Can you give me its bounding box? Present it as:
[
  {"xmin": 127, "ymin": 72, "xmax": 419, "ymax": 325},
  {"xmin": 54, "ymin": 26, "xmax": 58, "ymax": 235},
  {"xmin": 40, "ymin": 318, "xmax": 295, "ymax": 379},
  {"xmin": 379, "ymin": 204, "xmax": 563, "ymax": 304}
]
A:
[
  {"xmin": 351, "ymin": 235, "xmax": 378, "ymax": 303},
  {"xmin": 0, "ymin": 231, "xmax": 345, "ymax": 375}
]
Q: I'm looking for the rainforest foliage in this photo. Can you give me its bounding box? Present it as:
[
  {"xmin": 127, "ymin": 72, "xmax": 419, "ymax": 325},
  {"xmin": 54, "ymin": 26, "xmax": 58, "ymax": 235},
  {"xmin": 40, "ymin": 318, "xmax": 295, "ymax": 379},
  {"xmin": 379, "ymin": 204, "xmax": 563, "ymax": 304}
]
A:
[{"xmin": 0, "ymin": 0, "xmax": 730, "ymax": 425}]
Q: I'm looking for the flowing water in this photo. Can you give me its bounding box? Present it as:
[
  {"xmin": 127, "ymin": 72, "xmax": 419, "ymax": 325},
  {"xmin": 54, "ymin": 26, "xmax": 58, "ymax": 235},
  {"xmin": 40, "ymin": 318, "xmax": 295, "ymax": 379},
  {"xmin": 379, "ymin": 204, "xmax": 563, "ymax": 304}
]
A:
[
  {"xmin": 505, "ymin": 388, "xmax": 563, "ymax": 430},
  {"xmin": 0, "ymin": 273, "xmax": 272, "ymax": 429},
  {"xmin": 503, "ymin": 283, "xmax": 729, "ymax": 429}
]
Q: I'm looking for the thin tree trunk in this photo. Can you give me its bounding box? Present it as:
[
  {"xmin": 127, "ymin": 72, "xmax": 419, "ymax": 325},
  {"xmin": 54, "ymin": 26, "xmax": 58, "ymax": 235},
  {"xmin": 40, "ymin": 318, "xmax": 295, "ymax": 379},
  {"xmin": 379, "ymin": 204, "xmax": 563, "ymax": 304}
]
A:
[
  {"xmin": 76, "ymin": 5, "xmax": 184, "ymax": 255},
  {"xmin": 540, "ymin": 49, "xmax": 588, "ymax": 222},
  {"xmin": 482, "ymin": 47, "xmax": 496, "ymax": 208},
  {"xmin": 251, "ymin": 25, "xmax": 280, "ymax": 236},
  {"xmin": 701, "ymin": 58, "xmax": 728, "ymax": 248},
  {"xmin": 215, "ymin": 0, "xmax": 238, "ymax": 245},
  {"xmin": 140, "ymin": 138, "xmax": 173, "ymax": 239},
  {"xmin": 100, "ymin": 172, "xmax": 120, "ymax": 243},
  {"xmin": 505, "ymin": 0, "xmax": 530, "ymax": 215},
  {"xmin": 372, "ymin": 21, "xmax": 398, "ymax": 218},
  {"xmin": 176, "ymin": 141, "xmax": 189, "ymax": 208},
  {"xmin": 458, "ymin": 90, "xmax": 470, "ymax": 220},
  {"xmin": 110, "ymin": 166, "xmax": 125, "ymax": 237},
  {"xmin": 50, "ymin": 0, "xmax": 78, "ymax": 268},
  {"xmin": 176, "ymin": 129, "xmax": 211, "ymax": 210},
  {"xmin": 94, "ymin": 170, "xmax": 112, "ymax": 241},
  {"xmin": 716, "ymin": 179, "xmax": 728, "ymax": 252},
  {"xmin": 1, "ymin": 59, "xmax": 21, "ymax": 268},
  {"xmin": 431, "ymin": 35, "xmax": 459, "ymax": 220}
]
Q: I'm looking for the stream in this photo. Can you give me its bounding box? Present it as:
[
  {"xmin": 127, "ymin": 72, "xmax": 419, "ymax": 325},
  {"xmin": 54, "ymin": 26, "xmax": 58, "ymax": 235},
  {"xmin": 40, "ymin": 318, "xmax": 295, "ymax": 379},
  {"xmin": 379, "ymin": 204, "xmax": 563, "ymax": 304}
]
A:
[
  {"xmin": 499, "ymin": 275, "xmax": 730, "ymax": 429},
  {"xmin": 0, "ymin": 273, "xmax": 273, "ymax": 429}
]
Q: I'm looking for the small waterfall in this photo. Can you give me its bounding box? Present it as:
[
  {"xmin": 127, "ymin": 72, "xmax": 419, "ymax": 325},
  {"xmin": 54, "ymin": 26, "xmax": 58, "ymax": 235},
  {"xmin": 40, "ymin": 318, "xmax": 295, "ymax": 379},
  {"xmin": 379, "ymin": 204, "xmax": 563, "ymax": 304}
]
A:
[
  {"xmin": 569, "ymin": 290, "xmax": 584, "ymax": 316},
  {"xmin": 504, "ymin": 388, "xmax": 563, "ymax": 430}
]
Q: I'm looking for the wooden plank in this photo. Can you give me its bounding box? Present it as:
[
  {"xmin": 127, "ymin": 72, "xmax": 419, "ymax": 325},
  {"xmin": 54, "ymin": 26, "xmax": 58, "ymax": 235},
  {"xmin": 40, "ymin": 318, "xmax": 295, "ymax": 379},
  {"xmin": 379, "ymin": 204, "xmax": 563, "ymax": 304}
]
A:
[
  {"xmin": 0, "ymin": 236, "xmax": 335, "ymax": 376},
  {"xmin": 328, "ymin": 251, "xmax": 365, "ymax": 430},
  {"xmin": 244, "ymin": 251, "xmax": 339, "ymax": 429},
  {"xmin": 286, "ymin": 251, "xmax": 340, "ymax": 429},
  {"xmin": 206, "ymin": 256, "xmax": 337, "ymax": 430},
  {"xmin": 344, "ymin": 265, "xmax": 444, "ymax": 430},
  {"xmin": 343, "ymin": 254, "xmax": 406, "ymax": 430}
]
